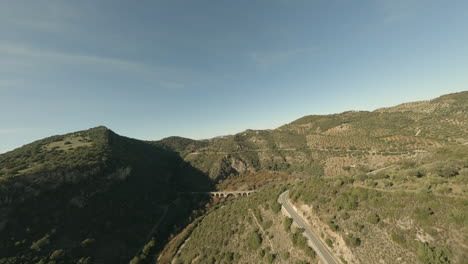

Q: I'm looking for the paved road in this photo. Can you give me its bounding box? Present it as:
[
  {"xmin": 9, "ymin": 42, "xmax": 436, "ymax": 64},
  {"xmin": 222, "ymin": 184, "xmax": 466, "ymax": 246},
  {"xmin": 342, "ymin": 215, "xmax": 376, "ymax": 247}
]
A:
[{"xmin": 279, "ymin": 190, "xmax": 340, "ymax": 264}]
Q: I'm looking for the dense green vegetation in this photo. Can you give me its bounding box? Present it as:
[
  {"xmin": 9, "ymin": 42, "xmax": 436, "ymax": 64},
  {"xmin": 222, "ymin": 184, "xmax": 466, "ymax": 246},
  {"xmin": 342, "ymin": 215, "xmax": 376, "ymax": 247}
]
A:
[
  {"xmin": 0, "ymin": 126, "xmax": 109, "ymax": 179},
  {"xmin": 0, "ymin": 127, "xmax": 213, "ymax": 264}
]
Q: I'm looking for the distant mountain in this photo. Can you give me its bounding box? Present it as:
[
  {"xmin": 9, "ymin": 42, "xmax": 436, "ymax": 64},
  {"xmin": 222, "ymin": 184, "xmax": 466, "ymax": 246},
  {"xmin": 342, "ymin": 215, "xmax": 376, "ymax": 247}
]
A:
[
  {"xmin": 157, "ymin": 91, "xmax": 468, "ymax": 183},
  {"xmin": 376, "ymin": 91, "xmax": 468, "ymax": 113},
  {"xmin": 164, "ymin": 92, "xmax": 468, "ymax": 264}
]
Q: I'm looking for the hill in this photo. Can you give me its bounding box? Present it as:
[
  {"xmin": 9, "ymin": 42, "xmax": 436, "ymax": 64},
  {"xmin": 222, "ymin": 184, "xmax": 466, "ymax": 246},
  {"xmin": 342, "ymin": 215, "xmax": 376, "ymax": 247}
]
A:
[
  {"xmin": 171, "ymin": 144, "xmax": 468, "ymax": 264},
  {"xmin": 155, "ymin": 91, "xmax": 468, "ymax": 185},
  {"xmin": 0, "ymin": 127, "xmax": 212, "ymax": 264},
  {"xmin": 160, "ymin": 91, "xmax": 468, "ymax": 264}
]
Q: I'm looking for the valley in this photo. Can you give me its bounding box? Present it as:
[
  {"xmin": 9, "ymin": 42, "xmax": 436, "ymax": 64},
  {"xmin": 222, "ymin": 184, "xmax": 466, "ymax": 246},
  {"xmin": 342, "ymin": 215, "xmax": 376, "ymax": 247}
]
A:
[{"xmin": 0, "ymin": 91, "xmax": 467, "ymax": 264}]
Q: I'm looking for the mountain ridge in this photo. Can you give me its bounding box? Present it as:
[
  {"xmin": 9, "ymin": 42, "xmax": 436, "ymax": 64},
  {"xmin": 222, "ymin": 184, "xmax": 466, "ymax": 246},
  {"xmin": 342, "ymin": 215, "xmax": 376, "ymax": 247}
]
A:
[{"xmin": 0, "ymin": 91, "xmax": 466, "ymax": 264}]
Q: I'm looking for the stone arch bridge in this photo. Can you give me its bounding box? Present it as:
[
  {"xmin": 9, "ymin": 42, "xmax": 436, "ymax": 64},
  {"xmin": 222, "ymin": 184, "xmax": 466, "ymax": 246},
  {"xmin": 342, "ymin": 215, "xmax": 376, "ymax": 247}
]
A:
[
  {"xmin": 209, "ymin": 190, "xmax": 255, "ymax": 198},
  {"xmin": 189, "ymin": 190, "xmax": 255, "ymax": 198}
]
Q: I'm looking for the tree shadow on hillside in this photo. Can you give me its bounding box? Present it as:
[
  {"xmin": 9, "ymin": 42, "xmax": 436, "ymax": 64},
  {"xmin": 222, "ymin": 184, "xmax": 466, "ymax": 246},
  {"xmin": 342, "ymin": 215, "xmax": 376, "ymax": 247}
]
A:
[{"xmin": 0, "ymin": 138, "xmax": 214, "ymax": 264}]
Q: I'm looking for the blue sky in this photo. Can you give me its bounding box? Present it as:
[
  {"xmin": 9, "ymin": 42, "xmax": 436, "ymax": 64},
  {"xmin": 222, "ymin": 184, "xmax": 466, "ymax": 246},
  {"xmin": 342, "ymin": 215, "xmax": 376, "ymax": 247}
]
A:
[{"xmin": 1, "ymin": 0, "xmax": 467, "ymax": 153}]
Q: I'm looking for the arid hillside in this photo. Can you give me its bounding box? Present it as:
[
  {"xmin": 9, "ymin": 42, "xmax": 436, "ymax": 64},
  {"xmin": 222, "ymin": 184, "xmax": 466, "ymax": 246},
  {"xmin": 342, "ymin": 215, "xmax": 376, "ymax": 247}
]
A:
[
  {"xmin": 169, "ymin": 144, "xmax": 468, "ymax": 264},
  {"xmin": 156, "ymin": 91, "xmax": 468, "ymax": 184}
]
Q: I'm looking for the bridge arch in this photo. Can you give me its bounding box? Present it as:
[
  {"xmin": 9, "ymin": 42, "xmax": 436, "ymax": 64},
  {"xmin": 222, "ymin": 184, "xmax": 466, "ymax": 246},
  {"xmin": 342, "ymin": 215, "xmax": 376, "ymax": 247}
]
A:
[{"xmin": 205, "ymin": 190, "xmax": 255, "ymax": 198}]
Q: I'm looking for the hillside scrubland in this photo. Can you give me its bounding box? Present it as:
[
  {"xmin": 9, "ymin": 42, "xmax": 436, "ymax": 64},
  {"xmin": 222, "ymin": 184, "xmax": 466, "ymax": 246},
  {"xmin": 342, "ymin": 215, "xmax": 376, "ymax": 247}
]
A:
[{"xmin": 0, "ymin": 91, "xmax": 467, "ymax": 264}]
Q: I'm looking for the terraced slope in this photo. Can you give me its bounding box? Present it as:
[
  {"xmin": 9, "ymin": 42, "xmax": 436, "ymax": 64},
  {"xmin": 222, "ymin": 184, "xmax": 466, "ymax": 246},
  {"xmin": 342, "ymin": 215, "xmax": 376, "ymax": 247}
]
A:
[
  {"xmin": 156, "ymin": 91, "xmax": 468, "ymax": 183},
  {"xmin": 288, "ymin": 144, "xmax": 468, "ymax": 264},
  {"xmin": 172, "ymin": 145, "xmax": 468, "ymax": 264}
]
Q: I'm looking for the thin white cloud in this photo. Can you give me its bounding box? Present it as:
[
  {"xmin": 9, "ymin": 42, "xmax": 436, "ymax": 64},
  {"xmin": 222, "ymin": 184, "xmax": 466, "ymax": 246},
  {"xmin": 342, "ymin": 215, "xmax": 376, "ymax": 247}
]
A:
[
  {"xmin": 0, "ymin": 1, "xmax": 77, "ymax": 33},
  {"xmin": 377, "ymin": 0, "xmax": 423, "ymax": 24},
  {"xmin": 0, "ymin": 43, "xmax": 149, "ymax": 73},
  {"xmin": 0, "ymin": 43, "xmax": 190, "ymax": 90},
  {"xmin": 0, "ymin": 2, "xmax": 197, "ymax": 90},
  {"xmin": 7, "ymin": 18, "xmax": 66, "ymax": 32},
  {"xmin": 249, "ymin": 48, "xmax": 314, "ymax": 68}
]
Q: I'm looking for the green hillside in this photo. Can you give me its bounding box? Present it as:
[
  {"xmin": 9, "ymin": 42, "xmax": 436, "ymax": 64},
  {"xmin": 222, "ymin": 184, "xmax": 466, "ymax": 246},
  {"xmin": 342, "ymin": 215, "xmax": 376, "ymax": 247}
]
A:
[
  {"xmin": 0, "ymin": 126, "xmax": 110, "ymax": 179},
  {"xmin": 0, "ymin": 127, "xmax": 212, "ymax": 264}
]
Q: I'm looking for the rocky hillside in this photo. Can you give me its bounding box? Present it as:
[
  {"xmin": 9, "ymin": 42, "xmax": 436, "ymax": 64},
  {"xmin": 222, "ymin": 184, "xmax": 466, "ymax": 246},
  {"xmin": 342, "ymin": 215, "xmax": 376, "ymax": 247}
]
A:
[
  {"xmin": 171, "ymin": 144, "xmax": 468, "ymax": 264},
  {"xmin": 155, "ymin": 91, "xmax": 468, "ymax": 183}
]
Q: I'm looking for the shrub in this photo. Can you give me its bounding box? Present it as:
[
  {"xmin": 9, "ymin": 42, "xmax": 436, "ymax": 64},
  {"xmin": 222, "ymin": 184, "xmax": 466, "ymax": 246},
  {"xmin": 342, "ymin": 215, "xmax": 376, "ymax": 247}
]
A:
[
  {"xmin": 340, "ymin": 211, "xmax": 350, "ymax": 220},
  {"xmin": 263, "ymin": 220, "xmax": 273, "ymax": 230},
  {"xmin": 367, "ymin": 180, "xmax": 378, "ymax": 187},
  {"xmin": 370, "ymin": 172, "xmax": 390, "ymax": 180},
  {"xmin": 383, "ymin": 181, "xmax": 393, "ymax": 188},
  {"xmin": 129, "ymin": 256, "xmax": 142, "ymax": 264},
  {"xmin": 449, "ymin": 208, "xmax": 467, "ymax": 225},
  {"xmin": 391, "ymin": 232, "xmax": 406, "ymax": 246},
  {"xmin": 367, "ymin": 214, "xmax": 380, "ymax": 224},
  {"xmin": 49, "ymin": 249, "xmax": 64, "ymax": 260},
  {"xmin": 290, "ymin": 232, "xmax": 300, "ymax": 246},
  {"xmin": 291, "ymin": 231, "xmax": 316, "ymax": 258},
  {"xmin": 406, "ymin": 169, "xmax": 426, "ymax": 178},
  {"xmin": 206, "ymin": 256, "xmax": 216, "ymax": 264},
  {"xmin": 355, "ymin": 173, "xmax": 368, "ymax": 181},
  {"xmin": 258, "ymin": 249, "xmax": 265, "ymax": 257},
  {"xmin": 303, "ymin": 247, "xmax": 316, "ymax": 259},
  {"xmin": 77, "ymin": 257, "xmax": 92, "ymax": 264},
  {"xmin": 414, "ymin": 207, "xmax": 435, "ymax": 223},
  {"xmin": 30, "ymin": 234, "xmax": 50, "ymax": 251},
  {"xmin": 417, "ymin": 242, "xmax": 450, "ymax": 264},
  {"xmin": 284, "ymin": 217, "xmax": 293, "ymax": 231},
  {"xmin": 271, "ymin": 202, "xmax": 281, "ymax": 213},
  {"xmin": 430, "ymin": 161, "xmax": 460, "ymax": 178},
  {"xmin": 340, "ymin": 256, "xmax": 349, "ymax": 264},
  {"xmin": 223, "ymin": 252, "xmax": 234, "ymax": 263},
  {"xmin": 80, "ymin": 238, "xmax": 95, "ymax": 248},
  {"xmin": 247, "ymin": 232, "xmax": 262, "ymax": 250},
  {"xmin": 142, "ymin": 239, "xmax": 156, "ymax": 256},
  {"xmin": 400, "ymin": 159, "xmax": 416, "ymax": 169},
  {"xmin": 326, "ymin": 238, "xmax": 333, "ymax": 248},
  {"xmin": 327, "ymin": 219, "xmax": 340, "ymax": 231},
  {"xmin": 335, "ymin": 193, "xmax": 358, "ymax": 210},
  {"xmin": 437, "ymin": 186, "xmax": 452, "ymax": 194},
  {"xmin": 345, "ymin": 235, "xmax": 361, "ymax": 247},
  {"xmin": 282, "ymin": 252, "xmax": 290, "ymax": 260},
  {"xmin": 266, "ymin": 253, "xmax": 276, "ymax": 264}
]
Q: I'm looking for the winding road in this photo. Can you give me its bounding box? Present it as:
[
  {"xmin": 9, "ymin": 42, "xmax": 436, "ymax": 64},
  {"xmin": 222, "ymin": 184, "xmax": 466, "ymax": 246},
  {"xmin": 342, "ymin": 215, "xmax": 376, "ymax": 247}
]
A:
[{"xmin": 279, "ymin": 190, "xmax": 340, "ymax": 264}]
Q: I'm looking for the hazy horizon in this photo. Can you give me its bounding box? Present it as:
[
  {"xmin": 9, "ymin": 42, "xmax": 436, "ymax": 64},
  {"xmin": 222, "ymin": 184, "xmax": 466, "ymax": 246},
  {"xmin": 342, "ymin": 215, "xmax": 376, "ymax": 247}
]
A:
[
  {"xmin": 1, "ymin": 0, "xmax": 468, "ymax": 153},
  {"xmin": 1, "ymin": 90, "xmax": 465, "ymax": 154}
]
